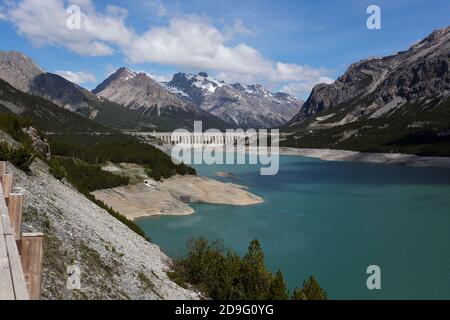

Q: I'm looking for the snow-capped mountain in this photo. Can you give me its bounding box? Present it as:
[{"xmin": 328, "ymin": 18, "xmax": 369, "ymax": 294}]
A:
[
  {"xmin": 94, "ymin": 67, "xmax": 188, "ymax": 113},
  {"xmin": 92, "ymin": 68, "xmax": 230, "ymax": 130},
  {"xmin": 164, "ymin": 72, "xmax": 226, "ymax": 105},
  {"xmin": 165, "ymin": 72, "xmax": 303, "ymax": 128}
]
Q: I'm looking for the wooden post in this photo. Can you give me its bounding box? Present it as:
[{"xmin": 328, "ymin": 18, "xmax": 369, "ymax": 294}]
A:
[
  {"xmin": 20, "ymin": 233, "xmax": 44, "ymax": 300},
  {"xmin": 2, "ymin": 174, "xmax": 13, "ymax": 205},
  {"xmin": 0, "ymin": 161, "xmax": 5, "ymax": 181},
  {"xmin": 8, "ymin": 193, "xmax": 23, "ymax": 240},
  {"xmin": 5, "ymin": 235, "xmax": 29, "ymax": 300}
]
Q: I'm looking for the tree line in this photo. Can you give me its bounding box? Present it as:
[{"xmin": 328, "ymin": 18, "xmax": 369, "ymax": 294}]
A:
[
  {"xmin": 169, "ymin": 238, "xmax": 327, "ymax": 300},
  {"xmin": 49, "ymin": 133, "xmax": 196, "ymax": 180}
]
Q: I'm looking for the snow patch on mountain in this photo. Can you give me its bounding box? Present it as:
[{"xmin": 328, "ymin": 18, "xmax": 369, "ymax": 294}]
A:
[{"xmin": 166, "ymin": 72, "xmax": 304, "ymax": 128}]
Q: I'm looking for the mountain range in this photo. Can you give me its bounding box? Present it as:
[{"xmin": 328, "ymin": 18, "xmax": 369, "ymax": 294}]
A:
[
  {"xmin": 0, "ymin": 25, "xmax": 449, "ymax": 157},
  {"xmin": 0, "ymin": 51, "xmax": 303, "ymax": 131},
  {"xmin": 92, "ymin": 67, "xmax": 229, "ymax": 130},
  {"xmin": 165, "ymin": 72, "xmax": 303, "ymax": 128},
  {"xmin": 0, "ymin": 51, "xmax": 157, "ymax": 130},
  {"xmin": 283, "ymin": 26, "xmax": 450, "ymax": 156}
]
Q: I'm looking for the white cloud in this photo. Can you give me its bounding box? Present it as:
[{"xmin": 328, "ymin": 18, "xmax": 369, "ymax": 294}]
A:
[
  {"xmin": 5, "ymin": 0, "xmax": 333, "ymax": 96},
  {"xmin": 281, "ymin": 76, "xmax": 334, "ymax": 98},
  {"xmin": 142, "ymin": 72, "xmax": 172, "ymax": 83},
  {"xmin": 124, "ymin": 16, "xmax": 332, "ymax": 86},
  {"xmin": 124, "ymin": 16, "xmax": 333, "ymax": 91},
  {"xmin": 55, "ymin": 70, "xmax": 96, "ymax": 84},
  {"xmin": 6, "ymin": 0, "xmax": 134, "ymax": 56}
]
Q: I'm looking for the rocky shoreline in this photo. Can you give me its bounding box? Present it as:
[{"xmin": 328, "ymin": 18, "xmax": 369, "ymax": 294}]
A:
[{"xmin": 189, "ymin": 145, "xmax": 450, "ymax": 168}]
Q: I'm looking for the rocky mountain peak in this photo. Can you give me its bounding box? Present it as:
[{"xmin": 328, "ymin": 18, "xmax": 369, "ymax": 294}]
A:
[
  {"xmin": 0, "ymin": 50, "xmax": 45, "ymax": 92},
  {"xmin": 93, "ymin": 67, "xmax": 142, "ymax": 94},
  {"xmin": 245, "ymin": 84, "xmax": 269, "ymax": 96},
  {"xmin": 117, "ymin": 67, "xmax": 138, "ymax": 79},
  {"xmin": 410, "ymin": 26, "xmax": 450, "ymax": 50},
  {"xmin": 165, "ymin": 72, "xmax": 303, "ymax": 128},
  {"xmin": 93, "ymin": 67, "xmax": 186, "ymax": 108},
  {"xmin": 91, "ymin": 68, "xmax": 229, "ymax": 130},
  {"xmin": 287, "ymin": 25, "xmax": 450, "ymax": 128}
]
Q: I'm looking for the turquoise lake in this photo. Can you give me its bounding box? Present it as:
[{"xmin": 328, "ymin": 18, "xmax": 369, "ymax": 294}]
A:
[{"xmin": 137, "ymin": 154, "xmax": 450, "ymax": 299}]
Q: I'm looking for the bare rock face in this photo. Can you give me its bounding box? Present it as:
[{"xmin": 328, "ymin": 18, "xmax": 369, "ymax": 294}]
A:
[
  {"xmin": 0, "ymin": 51, "xmax": 94, "ymax": 112},
  {"xmin": 93, "ymin": 68, "xmax": 188, "ymax": 113},
  {"xmin": 0, "ymin": 51, "xmax": 44, "ymax": 92},
  {"xmin": 288, "ymin": 26, "xmax": 450, "ymax": 127},
  {"xmin": 165, "ymin": 73, "xmax": 303, "ymax": 129}
]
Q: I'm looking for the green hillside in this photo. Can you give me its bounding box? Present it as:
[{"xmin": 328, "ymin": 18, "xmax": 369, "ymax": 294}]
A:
[
  {"xmin": 0, "ymin": 79, "xmax": 109, "ymax": 133},
  {"xmin": 282, "ymin": 97, "xmax": 450, "ymax": 157}
]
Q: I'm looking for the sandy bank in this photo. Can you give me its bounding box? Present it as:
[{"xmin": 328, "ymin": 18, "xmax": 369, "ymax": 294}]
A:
[
  {"xmin": 279, "ymin": 147, "xmax": 450, "ymax": 168},
  {"xmin": 92, "ymin": 175, "xmax": 263, "ymax": 220},
  {"xmin": 92, "ymin": 183, "xmax": 194, "ymax": 220},
  {"xmin": 160, "ymin": 175, "xmax": 263, "ymax": 206}
]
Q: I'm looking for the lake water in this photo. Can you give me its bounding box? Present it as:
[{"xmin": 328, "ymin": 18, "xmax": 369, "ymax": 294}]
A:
[{"xmin": 137, "ymin": 154, "xmax": 450, "ymax": 299}]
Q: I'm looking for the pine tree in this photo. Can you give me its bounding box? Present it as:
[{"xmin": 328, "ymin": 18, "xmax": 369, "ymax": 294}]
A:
[
  {"xmin": 214, "ymin": 252, "xmax": 243, "ymax": 300},
  {"xmin": 241, "ymin": 239, "xmax": 272, "ymax": 299},
  {"xmin": 269, "ymin": 271, "xmax": 289, "ymax": 300},
  {"xmin": 292, "ymin": 276, "xmax": 327, "ymax": 300}
]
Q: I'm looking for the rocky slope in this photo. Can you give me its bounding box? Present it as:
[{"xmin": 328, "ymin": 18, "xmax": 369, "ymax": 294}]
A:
[
  {"xmin": 287, "ymin": 26, "xmax": 450, "ymax": 127},
  {"xmin": 93, "ymin": 68, "xmax": 230, "ymax": 130},
  {"xmin": 4, "ymin": 153, "xmax": 200, "ymax": 300},
  {"xmin": 283, "ymin": 26, "xmax": 450, "ymax": 156},
  {"xmin": 165, "ymin": 72, "xmax": 303, "ymax": 128},
  {"xmin": 0, "ymin": 51, "xmax": 44, "ymax": 93},
  {"xmin": 0, "ymin": 51, "xmax": 155, "ymax": 130}
]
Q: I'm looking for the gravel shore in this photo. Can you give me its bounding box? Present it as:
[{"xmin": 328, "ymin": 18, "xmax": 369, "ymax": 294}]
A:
[{"xmin": 279, "ymin": 147, "xmax": 450, "ymax": 168}]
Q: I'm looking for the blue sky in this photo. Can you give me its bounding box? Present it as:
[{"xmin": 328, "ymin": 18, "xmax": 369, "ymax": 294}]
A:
[{"xmin": 0, "ymin": 0, "xmax": 448, "ymax": 99}]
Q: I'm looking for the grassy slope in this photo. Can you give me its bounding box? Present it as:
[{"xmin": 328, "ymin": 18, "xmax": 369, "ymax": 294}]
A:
[
  {"xmin": 0, "ymin": 78, "xmax": 196, "ymax": 179},
  {"xmin": 0, "ymin": 78, "xmax": 109, "ymax": 133},
  {"xmin": 282, "ymin": 97, "xmax": 450, "ymax": 157}
]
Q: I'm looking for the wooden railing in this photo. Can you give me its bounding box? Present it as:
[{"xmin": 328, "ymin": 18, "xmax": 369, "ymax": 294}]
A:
[{"xmin": 0, "ymin": 161, "xmax": 44, "ymax": 300}]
